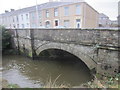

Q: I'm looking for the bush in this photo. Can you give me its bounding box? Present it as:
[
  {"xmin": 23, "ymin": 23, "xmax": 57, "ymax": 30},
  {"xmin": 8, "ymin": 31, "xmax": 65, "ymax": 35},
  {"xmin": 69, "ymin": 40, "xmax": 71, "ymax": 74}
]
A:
[{"xmin": 0, "ymin": 25, "xmax": 11, "ymax": 53}]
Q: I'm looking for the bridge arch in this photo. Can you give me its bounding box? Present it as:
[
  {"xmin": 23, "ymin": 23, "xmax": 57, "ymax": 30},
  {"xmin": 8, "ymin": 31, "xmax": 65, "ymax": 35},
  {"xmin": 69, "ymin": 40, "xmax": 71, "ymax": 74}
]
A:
[{"xmin": 35, "ymin": 42, "xmax": 97, "ymax": 70}]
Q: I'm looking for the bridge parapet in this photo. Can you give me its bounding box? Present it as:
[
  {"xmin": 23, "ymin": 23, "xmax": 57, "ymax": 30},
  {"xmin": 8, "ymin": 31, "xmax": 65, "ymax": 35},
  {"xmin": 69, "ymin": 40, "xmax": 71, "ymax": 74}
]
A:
[
  {"xmin": 11, "ymin": 29, "xmax": 119, "ymax": 47},
  {"xmin": 33, "ymin": 29, "xmax": 119, "ymax": 47}
]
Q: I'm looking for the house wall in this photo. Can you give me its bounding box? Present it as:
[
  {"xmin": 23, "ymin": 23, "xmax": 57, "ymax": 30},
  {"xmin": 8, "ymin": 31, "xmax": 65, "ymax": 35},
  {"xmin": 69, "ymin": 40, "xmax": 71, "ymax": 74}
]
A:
[
  {"xmin": 41, "ymin": 2, "xmax": 98, "ymax": 29},
  {"xmin": 83, "ymin": 3, "xmax": 99, "ymax": 29},
  {"xmin": 0, "ymin": 1, "xmax": 99, "ymax": 29}
]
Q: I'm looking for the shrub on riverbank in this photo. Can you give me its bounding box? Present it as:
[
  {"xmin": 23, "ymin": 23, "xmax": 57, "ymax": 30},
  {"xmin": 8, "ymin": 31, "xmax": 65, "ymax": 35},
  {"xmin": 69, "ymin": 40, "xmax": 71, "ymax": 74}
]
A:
[
  {"xmin": 82, "ymin": 73, "xmax": 120, "ymax": 88},
  {"xmin": 0, "ymin": 25, "xmax": 12, "ymax": 54},
  {"xmin": 43, "ymin": 75, "xmax": 70, "ymax": 88}
]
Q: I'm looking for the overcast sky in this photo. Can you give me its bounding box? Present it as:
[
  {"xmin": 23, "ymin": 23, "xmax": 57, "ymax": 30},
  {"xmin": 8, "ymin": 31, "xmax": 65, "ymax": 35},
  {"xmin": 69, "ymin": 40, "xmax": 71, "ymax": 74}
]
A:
[{"xmin": 0, "ymin": 0, "xmax": 119, "ymax": 20}]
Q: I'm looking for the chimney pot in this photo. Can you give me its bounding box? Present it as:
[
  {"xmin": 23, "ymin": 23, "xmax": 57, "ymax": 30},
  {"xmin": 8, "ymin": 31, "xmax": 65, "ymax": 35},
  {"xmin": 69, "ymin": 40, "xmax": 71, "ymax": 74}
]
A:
[
  {"xmin": 5, "ymin": 10, "xmax": 9, "ymax": 13},
  {"xmin": 11, "ymin": 9, "xmax": 15, "ymax": 12}
]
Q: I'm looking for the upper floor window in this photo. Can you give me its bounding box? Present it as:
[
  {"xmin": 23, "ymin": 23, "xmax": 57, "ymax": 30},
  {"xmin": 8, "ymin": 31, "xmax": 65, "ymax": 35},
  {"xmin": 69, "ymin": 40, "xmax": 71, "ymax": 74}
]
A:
[
  {"xmin": 16, "ymin": 16, "xmax": 19, "ymax": 22},
  {"xmin": 54, "ymin": 8, "xmax": 58, "ymax": 17},
  {"xmin": 21, "ymin": 15, "xmax": 23, "ymax": 20},
  {"xmin": 26, "ymin": 14, "xmax": 29, "ymax": 20},
  {"xmin": 76, "ymin": 5, "xmax": 81, "ymax": 15},
  {"xmin": 13, "ymin": 17, "xmax": 14, "ymax": 22},
  {"xmin": 64, "ymin": 7, "xmax": 69, "ymax": 16},
  {"xmin": 38, "ymin": 11, "xmax": 42, "ymax": 18},
  {"xmin": 46, "ymin": 10, "xmax": 49, "ymax": 18},
  {"xmin": 31, "ymin": 13, "xmax": 35, "ymax": 20}
]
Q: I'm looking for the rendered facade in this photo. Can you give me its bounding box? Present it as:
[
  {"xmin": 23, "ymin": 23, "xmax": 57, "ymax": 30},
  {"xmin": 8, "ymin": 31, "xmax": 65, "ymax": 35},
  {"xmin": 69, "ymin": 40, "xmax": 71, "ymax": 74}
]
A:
[
  {"xmin": 99, "ymin": 13, "xmax": 111, "ymax": 28},
  {"xmin": 0, "ymin": 0, "xmax": 99, "ymax": 29}
]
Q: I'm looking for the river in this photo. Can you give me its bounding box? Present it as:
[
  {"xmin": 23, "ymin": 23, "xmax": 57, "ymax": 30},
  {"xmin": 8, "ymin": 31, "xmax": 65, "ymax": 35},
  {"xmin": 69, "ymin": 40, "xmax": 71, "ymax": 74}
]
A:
[{"xmin": 2, "ymin": 55, "xmax": 92, "ymax": 88}]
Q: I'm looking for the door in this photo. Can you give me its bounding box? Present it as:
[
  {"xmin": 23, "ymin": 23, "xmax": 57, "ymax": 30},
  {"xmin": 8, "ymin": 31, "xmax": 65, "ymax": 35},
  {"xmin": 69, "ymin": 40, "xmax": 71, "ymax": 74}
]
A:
[{"xmin": 76, "ymin": 19, "xmax": 81, "ymax": 28}]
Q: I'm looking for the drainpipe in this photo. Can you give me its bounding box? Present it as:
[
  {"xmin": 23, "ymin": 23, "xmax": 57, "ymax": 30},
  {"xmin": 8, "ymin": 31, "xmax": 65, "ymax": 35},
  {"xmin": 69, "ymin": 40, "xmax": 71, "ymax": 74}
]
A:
[
  {"xmin": 36, "ymin": 0, "xmax": 39, "ymax": 28},
  {"xmin": 83, "ymin": 3, "xmax": 86, "ymax": 29}
]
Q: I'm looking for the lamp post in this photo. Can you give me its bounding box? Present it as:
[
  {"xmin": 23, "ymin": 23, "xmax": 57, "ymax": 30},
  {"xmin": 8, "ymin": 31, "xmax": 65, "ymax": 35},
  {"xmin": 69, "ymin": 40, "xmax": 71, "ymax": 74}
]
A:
[{"xmin": 36, "ymin": 0, "xmax": 39, "ymax": 28}]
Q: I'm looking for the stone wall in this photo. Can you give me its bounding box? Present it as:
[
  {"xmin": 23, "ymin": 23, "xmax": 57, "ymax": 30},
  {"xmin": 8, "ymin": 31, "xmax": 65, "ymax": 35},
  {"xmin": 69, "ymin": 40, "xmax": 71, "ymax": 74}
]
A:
[
  {"xmin": 10, "ymin": 28, "xmax": 119, "ymax": 76},
  {"xmin": 33, "ymin": 29, "xmax": 118, "ymax": 47},
  {"xmin": 10, "ymin": 29, "xmax": 33, "ymax": 57}
]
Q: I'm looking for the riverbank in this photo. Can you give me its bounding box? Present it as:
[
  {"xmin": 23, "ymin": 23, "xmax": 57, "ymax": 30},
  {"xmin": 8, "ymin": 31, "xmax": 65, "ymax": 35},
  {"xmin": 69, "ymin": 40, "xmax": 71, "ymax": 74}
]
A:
[
  {"xmin": 2, "ymin": 54, "xmax": 120, "ymax": 89},
  {"xmin": 2, "ymin": 78, "xmax": 20, "ymax": 88},
  {"xmin": 1, "ymin": 75, "xmax": 120, "ymax": 89},
  {"xmin": 81, "ymin": 73, "xmax": 120, "ymax": 89},
  {"xmin": 0, "ymin": 66, "xmax": 20, "ymax": 88}
]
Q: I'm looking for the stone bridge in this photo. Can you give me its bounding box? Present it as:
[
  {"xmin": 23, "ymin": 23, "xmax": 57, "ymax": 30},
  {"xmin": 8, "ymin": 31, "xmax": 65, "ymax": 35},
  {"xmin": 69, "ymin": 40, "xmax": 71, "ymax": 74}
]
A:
[{"xmin": 10, "ymin": 28, "xmax": 119, "ymax": 76}]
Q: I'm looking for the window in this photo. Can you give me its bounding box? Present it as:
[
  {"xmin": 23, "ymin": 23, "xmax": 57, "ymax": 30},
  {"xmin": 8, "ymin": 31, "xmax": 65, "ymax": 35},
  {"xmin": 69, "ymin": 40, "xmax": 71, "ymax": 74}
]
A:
[
  {"xmin": 27, "ymin": 23, "xmax": 29, "ymax": 27},
  {"xmin": 26, "ymin": 14, "xmax": 29, "ymax": 20},
  {"xmin": 55, "ymin": 20, "xmax": 59, "ymax": 26},
  {"xmin": 31, "ymin": 23, "xmax": 36, "ymax": 28},
  {"xmin": 32, "ymin": 13, "xmax": 35, "ymax": 20},
  {"xmin": 10, "ymin": 24, "xmax": 11, "ymax": 28},
  {"xmin": 21, "ymin": 15, "xmax": 23, "ymax": 20},
  {"xmin": 38, "ymin": 11, "xmax": 41, "ymax": 18},
  {"xmin": 46, "ymin": 10, "xmax": 49, "ymax": 18},
  {"xmin": 22, "ymin": 24, "xmax": 24, "ymax": 28},
  {"xmin": 76, "ymin": 5, "xmax": 81, "ymax": 15},
  {"xmin": 13, "ymin": 17, "xmax": 14, "ymax": 22},
  {"xmin": 64, "ymin": 20, "xmax": 69, "ymax": 28},
  {"xmin": 54, "ymin": 8, "xmax": 58, "ymax": 17},
  {"xmin": 17, "ymin": 24, "xmax": 19, "ymax": 28},
  {"xmin": 16, "ymin": 16, "xmax": 19, "ymax": 22},
  {"xmin": 46, "ymin": 21, "xmax": 50, "ymax": 28},
  {"xmin": 40, "ymin": 22, "xmax": 42, "ymax": 26},
  {"xmin": 64, "ymin": 7, "xmax": 69, "ymax": 16},
  {"xmin": 13, "ymin": 24, "xmax": 16, "ymax": 28}
]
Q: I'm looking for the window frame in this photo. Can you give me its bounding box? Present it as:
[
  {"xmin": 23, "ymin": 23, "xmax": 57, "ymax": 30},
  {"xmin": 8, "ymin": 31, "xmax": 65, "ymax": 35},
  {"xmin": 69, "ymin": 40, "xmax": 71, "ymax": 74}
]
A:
[
  {"xmin": 64, "ymin": 7, "xmax": 69, "ymax": 16},
  {"xmin": 76, "ymin": 5, "xmax": 81, "ymax": 15},
  {"xmin": 54, "ymin": 8, "xmax": 58, "ymax": 17},
  {"xmin": 46, "ymin": 10, "xmax": 49, "ymax": 18}
]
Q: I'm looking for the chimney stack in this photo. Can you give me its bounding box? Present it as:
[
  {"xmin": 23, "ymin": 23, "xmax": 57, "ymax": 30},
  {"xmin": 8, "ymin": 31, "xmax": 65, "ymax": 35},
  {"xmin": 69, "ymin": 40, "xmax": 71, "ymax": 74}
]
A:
[
  {"xmin": 5, "ymin": 10, "xmax": 9, "ymax": 13},
  {"xmin": 49, "ymin": 0, "xmax": 53, "ymax": 2},
  {"xmin": 10, "ymin": 9, "xmax": 15, "ymax": 12}
]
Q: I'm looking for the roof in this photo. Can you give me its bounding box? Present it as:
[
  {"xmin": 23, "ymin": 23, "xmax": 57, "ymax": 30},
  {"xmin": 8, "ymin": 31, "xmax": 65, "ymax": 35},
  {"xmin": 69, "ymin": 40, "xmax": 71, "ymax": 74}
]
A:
[
  {"xmin": 0, "ymin": 1, "xmax": 85, "ymax": 17},
  {"xmin": 99, "ymin": 13, "xmax": 109, "ymax": 18}
]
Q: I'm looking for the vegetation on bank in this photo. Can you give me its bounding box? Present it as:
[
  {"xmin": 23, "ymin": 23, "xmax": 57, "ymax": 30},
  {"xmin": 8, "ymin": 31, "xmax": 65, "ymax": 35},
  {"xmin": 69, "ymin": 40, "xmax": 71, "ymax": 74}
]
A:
[
  {"xmin": 2, "ymin": 78, "xmax": 20, "ymax": 88},
  {"xmin": 0, "ymin": 25, "xmax": 13, "ymax": 54},
  {"xmin": 42, "ymin": 75, "xmax": 70, "ymax": 88},
  {"xmin": 82, "ymin": 73, "xmax": 120, "ymax": 89}
]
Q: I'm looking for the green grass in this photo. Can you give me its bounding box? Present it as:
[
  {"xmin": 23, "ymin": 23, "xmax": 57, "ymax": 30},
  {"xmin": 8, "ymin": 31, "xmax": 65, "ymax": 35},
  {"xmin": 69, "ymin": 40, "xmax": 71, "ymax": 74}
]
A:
[
  {"xmin": 7, "ymin": 84, "xmax": 20, "ymax": 88},
  {"xmin": 42, "ymin": 75, "xmax": 70, "ymax": 88}
]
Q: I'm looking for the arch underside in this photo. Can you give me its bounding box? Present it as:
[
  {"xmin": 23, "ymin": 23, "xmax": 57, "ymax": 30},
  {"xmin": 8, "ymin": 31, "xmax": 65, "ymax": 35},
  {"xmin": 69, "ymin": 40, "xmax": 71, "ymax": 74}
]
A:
[{"xmin": 36, "ymin": 42, "xmax": 97, "ymax": 70}]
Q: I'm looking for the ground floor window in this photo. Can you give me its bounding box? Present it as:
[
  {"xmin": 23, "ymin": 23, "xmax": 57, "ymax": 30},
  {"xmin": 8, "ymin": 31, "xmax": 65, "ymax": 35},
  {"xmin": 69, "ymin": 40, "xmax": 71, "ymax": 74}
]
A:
[
  {"xmin": 64, "ymin": 20, "xmax": 69, "ymax": 28},
  {"xmin": 46, "ymin": 21, "xmax": 50, "ymax": 28}
]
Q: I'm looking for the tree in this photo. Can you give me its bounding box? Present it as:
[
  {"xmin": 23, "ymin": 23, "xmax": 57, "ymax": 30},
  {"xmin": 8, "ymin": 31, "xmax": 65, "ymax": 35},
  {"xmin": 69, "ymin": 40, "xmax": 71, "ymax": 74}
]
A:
[{"xmin": 0, "ymin": 25, "xmax": 11, "ymax": 53}]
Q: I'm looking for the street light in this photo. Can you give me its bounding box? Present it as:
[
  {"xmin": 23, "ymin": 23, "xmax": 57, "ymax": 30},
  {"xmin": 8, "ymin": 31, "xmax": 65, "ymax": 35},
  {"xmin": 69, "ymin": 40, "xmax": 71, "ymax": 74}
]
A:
[{"xmin": 36, "ymin": 0, "xmax": 39, "ymax": 28}]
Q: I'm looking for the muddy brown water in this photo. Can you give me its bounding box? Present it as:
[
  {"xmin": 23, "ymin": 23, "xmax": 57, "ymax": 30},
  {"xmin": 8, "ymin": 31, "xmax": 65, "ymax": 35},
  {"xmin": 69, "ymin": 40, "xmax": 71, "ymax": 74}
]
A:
[{"xmin": 2, "ymin": 55, "xmax": 92, "ymax": 88}]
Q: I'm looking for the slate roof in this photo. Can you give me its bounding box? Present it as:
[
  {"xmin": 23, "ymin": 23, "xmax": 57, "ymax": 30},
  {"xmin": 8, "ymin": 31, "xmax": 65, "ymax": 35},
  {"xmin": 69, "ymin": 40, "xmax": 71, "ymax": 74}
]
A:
[{"xmin": 0, "ymin": 1, "xmax": 84, "ymax": 17}]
